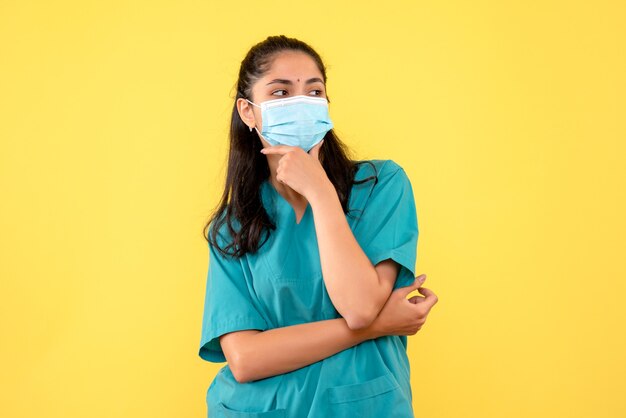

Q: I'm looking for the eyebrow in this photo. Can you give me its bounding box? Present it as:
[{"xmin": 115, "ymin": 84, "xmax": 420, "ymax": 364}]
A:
[{"xmin": 266, "ymin": 77, "xmax": 325, "ymax": 86}]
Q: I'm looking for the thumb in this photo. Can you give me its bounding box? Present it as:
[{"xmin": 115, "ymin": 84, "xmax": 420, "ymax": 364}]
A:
[{"xmin": 399, "ymin": 274, "xmax": 426, "ymax": 297}]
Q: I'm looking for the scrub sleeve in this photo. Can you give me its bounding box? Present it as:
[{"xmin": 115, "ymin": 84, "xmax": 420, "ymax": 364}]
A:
[
  {"xmin": 198, "ymin": 222, "xmax": 269, "ymax": 363},
  {"xmin": 351, "ymin": 164, "xmax": 419, "ymax": 289}
]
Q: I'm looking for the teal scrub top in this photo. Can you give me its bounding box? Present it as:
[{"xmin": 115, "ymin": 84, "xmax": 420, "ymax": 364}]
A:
[{"xmin": 199, "ymin": 159, "xmax": 419, "ymax": 418}]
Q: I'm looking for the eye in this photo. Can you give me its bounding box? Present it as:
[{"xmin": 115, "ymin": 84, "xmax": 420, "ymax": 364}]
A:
[{"xmin": 271, "ymin": 89, "xmax": 325, "ymax": 97}]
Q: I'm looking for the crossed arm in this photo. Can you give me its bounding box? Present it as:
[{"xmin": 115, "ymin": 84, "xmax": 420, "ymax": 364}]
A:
[
  {"xmin": 220, "ymin": 258, "xmax": 402, "ymax": 383},
  {"xmin": 221, "ymin": 179, "xmax": 411, "ymax": 383},
  {"xmin": 307, "ymin": 180, "xmax": 396, "ymax": 329}
]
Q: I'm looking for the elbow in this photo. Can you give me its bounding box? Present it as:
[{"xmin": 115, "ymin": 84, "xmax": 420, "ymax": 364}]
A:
[
  {"xmin": 232, "ymin": 370, "xmax": 252, "ymax": 384},
  {"xmin": 343, "ymin": 294, "xmax": 385, "ymax": 331},
  {"xmin": 344, "ymin": 307, "xmax": 378, "ymax": 331},
  {"xmin": 228, "ymin": 350, "xmax": 254, "ymax": 383},
  {"xmin": 345, "ymin": 289, "xmax": 386, "ymax": 331},
  {"xmin": 221, "ymin": 331, "xmax": 265, "ymax": 383},
  {"xmin": 230, "ymin": 364, "xmax": 248, "ymax": 384}
]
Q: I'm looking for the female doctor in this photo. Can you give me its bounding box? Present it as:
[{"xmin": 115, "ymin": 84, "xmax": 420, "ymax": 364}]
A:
[{"xmin": 199, "ymin": 35, "xmax": 439, "ymax": 418}]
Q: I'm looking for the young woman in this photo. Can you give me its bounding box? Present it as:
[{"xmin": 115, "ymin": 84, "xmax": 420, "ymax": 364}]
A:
[{"xmin": 199, "ymin": 35, "xmax": 439, "ymax": 418}]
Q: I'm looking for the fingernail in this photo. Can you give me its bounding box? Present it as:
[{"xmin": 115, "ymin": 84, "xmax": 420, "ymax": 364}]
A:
[{"xmin": 418, "ymin": 275, "xmax": 426, "ymax": 282}]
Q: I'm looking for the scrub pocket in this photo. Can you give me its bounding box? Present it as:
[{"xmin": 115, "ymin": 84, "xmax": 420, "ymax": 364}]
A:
[
  {"xmin": 218, "ymin": 402, "xmax": 287, "ymax": 418},
  {"xmin": 326, "ymin": 372, "xmax": 410, "ymax": 418}
]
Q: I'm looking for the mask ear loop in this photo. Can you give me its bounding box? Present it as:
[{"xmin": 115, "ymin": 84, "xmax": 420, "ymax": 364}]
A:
[{"xmin": 245, "ymin": 99, "xmax": 261, "ymax": 132}]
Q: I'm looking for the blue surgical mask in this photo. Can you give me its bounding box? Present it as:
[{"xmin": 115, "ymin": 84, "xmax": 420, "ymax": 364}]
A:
[{"xmin": 246, "ymin": 95, "xmax": 333, "ymax": 152}]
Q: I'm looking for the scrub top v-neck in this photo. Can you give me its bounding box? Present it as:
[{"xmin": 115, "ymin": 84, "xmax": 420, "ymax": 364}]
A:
[
  {"xmin": 199, "ymin": 159, "xmax": 419, "ymax": 418},
  {"xmin": 267, "ymin": 179, "xmax": 312, "ymax": 226}
]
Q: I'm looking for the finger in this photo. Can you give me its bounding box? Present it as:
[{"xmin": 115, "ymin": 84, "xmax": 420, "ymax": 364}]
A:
[
  {"xmin": 408, "ymin": 295, "xmax": 425, "ymax": 304},
  {"xmin": 417, "ymin": 287, "xmax": 439, "ymax": 309},
  {"xmin": 308, "ymin": 139, "xmax": 324, "ymax": 158},
  {"xmin": 398, "ymin": 275, "xmax": 426, "ymax": 297},
  {"xmin": 261, "ymin": 145, "xmax": 298, "ymax": 155}
]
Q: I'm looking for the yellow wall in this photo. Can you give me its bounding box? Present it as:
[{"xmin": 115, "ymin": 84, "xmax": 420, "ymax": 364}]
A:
[{"xmin": 1, "ymin": 1, "xmax": 624, "ymax": 417}]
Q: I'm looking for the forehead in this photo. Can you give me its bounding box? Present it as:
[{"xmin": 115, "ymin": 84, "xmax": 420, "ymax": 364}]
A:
[{"xmin": 261, "ymin": 51, "xmax": 323, "ymax": 81}]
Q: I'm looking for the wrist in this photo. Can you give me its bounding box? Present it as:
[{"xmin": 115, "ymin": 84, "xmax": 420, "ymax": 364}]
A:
[
  {"xmin": 361, "ymin": 322, "xmax": 381, "ymax": 341},
  {"xmin": 307, "ymin": 178, "xmax": 336, "ymax": 209}
]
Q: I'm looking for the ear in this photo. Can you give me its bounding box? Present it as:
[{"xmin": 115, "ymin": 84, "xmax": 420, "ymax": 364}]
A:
[
  {"xmin": 308, "ymin": 139, "xmax": 324, "ymax": 160},
  {"xmin": 236, "ymin": 98, "xmax": 256, "ymax": 129}
]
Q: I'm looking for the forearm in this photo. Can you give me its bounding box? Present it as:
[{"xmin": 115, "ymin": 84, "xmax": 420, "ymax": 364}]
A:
[
  {"xmin": 308, "ymin": 181, "xmax": 384, "ymax": 328},
  {"xmin": 233, "ymin": 317, "xmax": 377, "ymax": 383}
]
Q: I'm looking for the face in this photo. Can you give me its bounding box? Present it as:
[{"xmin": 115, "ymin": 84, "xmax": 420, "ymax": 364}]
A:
[{"xmin": 238, "ymin": 51, "xmax": 328, "ymax": 148}]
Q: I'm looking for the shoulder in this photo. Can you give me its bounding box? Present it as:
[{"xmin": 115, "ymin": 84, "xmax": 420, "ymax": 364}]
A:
[
  {"xmin": 207, "ymin": 210, "xmax": 242, "ymax": 255},
  {"xmin": 353, "ymin": 158, "xmax": 408, "ymax": 185}
]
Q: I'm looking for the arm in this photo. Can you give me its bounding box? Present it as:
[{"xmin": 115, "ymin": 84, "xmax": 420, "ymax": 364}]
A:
[
  {"xmin": 220, "ymin": 316, "xmax": 378, "ymax": 383},
  {"xmin": 220, "ymin": 271, "xmax": 431, "ymax": 384},
  {"xmin": 308, "ymin": 182, "xmax": 397, "ymax": 330},
  {"xmin": 201, "ymin": 216, "xmax": 406, "ymax": 367}
]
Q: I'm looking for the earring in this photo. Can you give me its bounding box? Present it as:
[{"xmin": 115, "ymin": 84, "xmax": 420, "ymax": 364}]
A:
[{"xmin": 249, "ymin": 126, "xmax": 253, "ymax": 132}]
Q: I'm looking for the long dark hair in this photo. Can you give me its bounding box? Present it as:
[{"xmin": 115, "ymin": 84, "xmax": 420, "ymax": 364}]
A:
[{"xmin": 203, "ymin": 35, "xmax": 377, "ymax": 258}]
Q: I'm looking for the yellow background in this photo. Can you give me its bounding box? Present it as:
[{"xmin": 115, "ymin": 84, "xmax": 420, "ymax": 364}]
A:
[{"xmin": 1, "ymin": 1, "xmax": 624, "ymax": 417}]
